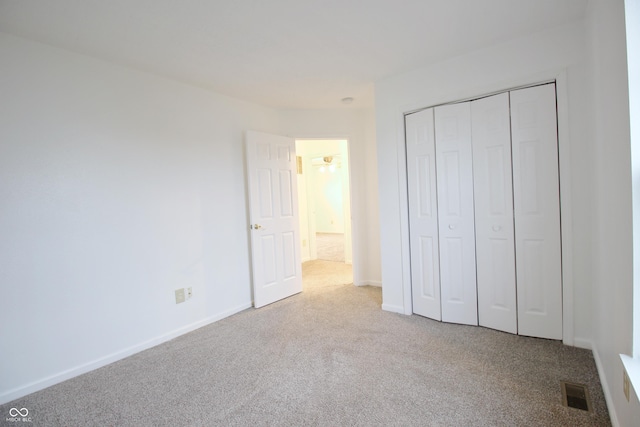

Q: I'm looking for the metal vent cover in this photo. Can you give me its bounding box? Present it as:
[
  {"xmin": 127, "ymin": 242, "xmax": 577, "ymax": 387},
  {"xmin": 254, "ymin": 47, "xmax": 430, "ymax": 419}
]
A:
[{"xmin": 561, "ymin": 381, "xmax": 592, "ymax": 412}]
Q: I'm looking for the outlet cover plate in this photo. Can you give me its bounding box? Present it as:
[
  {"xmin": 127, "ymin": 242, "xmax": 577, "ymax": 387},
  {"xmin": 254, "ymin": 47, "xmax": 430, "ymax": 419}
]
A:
[
  {"xmin": 624, "ymin": 369, "xmax": 630, "ymax": 402},
  {"xmin": 175, "ymin": 288, "xmax": 185, "ymax": 304}
]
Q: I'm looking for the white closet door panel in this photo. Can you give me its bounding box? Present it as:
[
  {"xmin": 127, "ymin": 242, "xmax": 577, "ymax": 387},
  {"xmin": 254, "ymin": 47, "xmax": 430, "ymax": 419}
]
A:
[
  {"xmin": 406, "ymin": 109, "xmax": 441, "ymax": 320},
  {"xmin": 511, "ymin": 84, "xmax": 562, "ymax": 340},
  {"xmin": 471, "ymin": 93, "xmax": 517, "ymax": 334},
  {"xmin": 435, "ymin": 102, "xmax": 478, "ymax": 326}
]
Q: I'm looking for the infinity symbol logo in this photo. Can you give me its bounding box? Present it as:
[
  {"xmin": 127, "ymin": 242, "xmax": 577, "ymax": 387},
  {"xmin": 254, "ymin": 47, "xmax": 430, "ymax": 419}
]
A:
[{"xmin": 9, "ymin": 408, "xmax": 28, "ymax": 417}]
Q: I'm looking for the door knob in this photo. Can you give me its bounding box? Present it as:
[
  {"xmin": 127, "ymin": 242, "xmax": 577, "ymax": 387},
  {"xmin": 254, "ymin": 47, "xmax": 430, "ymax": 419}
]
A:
[
  {"xmin": 492, "ymin": 225, "xmax": 502, "ymax": 232},
  {"xmin": 252, "ymin": 224, "xmax": 263, "ymax": 230}
]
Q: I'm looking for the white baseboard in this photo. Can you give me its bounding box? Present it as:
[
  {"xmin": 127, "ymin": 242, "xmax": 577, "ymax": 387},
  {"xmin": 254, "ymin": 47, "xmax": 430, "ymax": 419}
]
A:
[
  {"xmin": 381, "ymin": 303, "xmax": 406, "ymax": 314},
  {"xmin": 573, "ymin": 337, "xmax": 593, "ymax": 350},
  {"xmin": 0, "ymin": 302, "xmax": 252, "ymax": 405},
  {"xmin": 355, "ymin": 280, "xmax": 382, "ymax": 287},
  {"xmin": 592, "ymin": 344, "xmax": 620, "ymax": 427}
]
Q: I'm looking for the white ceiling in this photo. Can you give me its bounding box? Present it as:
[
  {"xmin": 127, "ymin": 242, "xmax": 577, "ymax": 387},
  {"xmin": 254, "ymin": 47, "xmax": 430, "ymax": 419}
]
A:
[{"xmin": 0, "ymin": 0, "xmax": 588, "ymax": 109}]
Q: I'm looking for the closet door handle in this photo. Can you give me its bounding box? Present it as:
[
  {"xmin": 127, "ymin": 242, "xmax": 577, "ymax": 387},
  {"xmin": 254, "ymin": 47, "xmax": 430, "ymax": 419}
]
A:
[
  {"xmin": 448, "ymin": 224, "xmax": 456, "ymax": 230},
  {"xmin": 492, "ymin": 225, "xmax": 502, "ymax": 232}
]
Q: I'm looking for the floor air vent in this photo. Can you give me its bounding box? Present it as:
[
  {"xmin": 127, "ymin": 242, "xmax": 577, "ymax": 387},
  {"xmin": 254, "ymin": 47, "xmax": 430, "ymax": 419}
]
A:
[{"xmin": 561, "ymin": 381, "xmax": 592, "ymax": 412}]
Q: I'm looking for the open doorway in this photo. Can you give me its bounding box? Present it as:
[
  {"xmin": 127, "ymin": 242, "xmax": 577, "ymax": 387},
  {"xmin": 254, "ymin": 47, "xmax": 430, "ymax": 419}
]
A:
[{"xmin": 295, "ymin": 139, "xmax": 353, "ymax": 291}]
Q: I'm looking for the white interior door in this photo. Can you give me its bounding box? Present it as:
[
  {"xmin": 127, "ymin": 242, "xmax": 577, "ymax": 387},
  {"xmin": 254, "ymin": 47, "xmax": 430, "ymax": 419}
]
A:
[
  {"xmin": 511, "ymin": 84, "xmax": 562, "ymax": 339},
  {"xmin": 471, "ymin": 93, "xmax": 518, "ymax": 334},
  {"xmin": 246, "ymin": 131, "xmax": 302, "ymax": 308},
  {"xmin": 406, "ymin": 108, "xmax": 442, "ymax": 320},
  {"xmin": 434, "ymin": 103, "xmax": 478, "ymax": 326}
]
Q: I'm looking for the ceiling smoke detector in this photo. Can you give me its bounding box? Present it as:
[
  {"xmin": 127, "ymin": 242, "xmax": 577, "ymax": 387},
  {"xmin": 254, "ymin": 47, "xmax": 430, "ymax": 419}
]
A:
[{"xmin": 341, "ymin": 97, "xmax": 354, "ymax": 105}]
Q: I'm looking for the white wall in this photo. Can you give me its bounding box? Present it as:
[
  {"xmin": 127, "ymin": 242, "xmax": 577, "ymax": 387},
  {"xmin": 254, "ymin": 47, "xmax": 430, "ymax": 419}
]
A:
[
  {"xmin": 586, "ymin": 0, "xmax": 640, "ymax": 425},
  {"xmin": 279, "ymin": 109, "xmax": 381, "ymax": 286},
  {"xmin": 0, "ymin": 33, "xmax": 280, "ymax": 403}
]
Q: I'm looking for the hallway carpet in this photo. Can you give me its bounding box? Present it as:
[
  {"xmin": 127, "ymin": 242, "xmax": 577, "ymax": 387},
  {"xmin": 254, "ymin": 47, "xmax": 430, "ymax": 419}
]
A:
[{"xmin": 315, "ymin": 232, "xmax": 345, "ymax": 262}]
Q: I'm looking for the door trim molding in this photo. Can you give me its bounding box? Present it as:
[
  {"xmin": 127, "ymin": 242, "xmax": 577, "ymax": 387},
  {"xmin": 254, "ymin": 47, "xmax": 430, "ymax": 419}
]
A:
[
  {"xmin": 556, "ymin": 70, "xmax": 575, "ymax": 346},
  {"xmin": 288, "ymin": 135, "xmax": 360, "ymax": 285}
]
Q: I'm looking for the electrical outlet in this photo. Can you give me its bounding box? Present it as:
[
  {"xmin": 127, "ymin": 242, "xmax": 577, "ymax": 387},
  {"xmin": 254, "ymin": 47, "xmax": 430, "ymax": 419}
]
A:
[
  {"xmin": 187, "ymin": 287, "xmax": 192, "ymax": 299},
  {"xmin": 624, "ymin": 369, "xmax": 630, "ymax": 402},
  {"xmin": 175, "ymin": 288, "xmax": 185, "ymax": 304}
]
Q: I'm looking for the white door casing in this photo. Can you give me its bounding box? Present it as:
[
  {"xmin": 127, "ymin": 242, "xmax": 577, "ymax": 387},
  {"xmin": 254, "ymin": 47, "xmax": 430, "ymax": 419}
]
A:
[
  {"xmin": 406, "ymin": 108, "xmax": 442, "ymax": 320},
  {"xmin": 471, "ymin": 93, "xmax": 518, "ymax": 334},
  {"xmin": 246, "ymin": 131, "xmax": 302, "ymax": 308},
  {"xmin": 510, "ymin": 85, "xmax": 562, "ymax": 339},
  {"xmin": 434, "ymin": 102, "xmax": 478, "ymax": 326}
]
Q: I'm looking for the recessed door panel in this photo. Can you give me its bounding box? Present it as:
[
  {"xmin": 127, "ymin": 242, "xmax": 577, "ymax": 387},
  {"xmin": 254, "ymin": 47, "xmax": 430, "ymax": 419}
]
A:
[
  {"xmin": 260, "ymin": 234, "xmax": 277, "ymax": 286},
  {"xmin": 488, "ymin": 237, "xmax": 510, "ymax": 310},
  {"xmin": 435, "ymin": 102, "xmax": 477, "ymax": 326},
  {"xmin": 282, "ymin": 231, "xmax": 296, "ymax": 280},
  {"xmin": 279, "ymin": 170, "xmax": 293, "ymax": 217},
  {"xmin": 418, "ymin": 236, "xmax": 438, "ymax": 299},
  {"xmin": 258, "ymin": 169, "xmax": 274, "ymax": 219},
  {"xmin": 519, "ymin": 141, "xmax": 541, "ymax": 214},
  {"xmin": 521, "ymin": 239, "xmax": 545, "ymax": 314},
  {"xmin": 442, "ymin": 237, "xmax": 464, "ymax": 302},
  {"xmin": 441, "ymin": 151, "xmax": 462, "ymax": 216},
  {"xmin": 406, "ymin": 109, "xmax": 441, "ymax": 320},
  {"xmin": 257, "ymin": 143, "xmax": 271, "ymax": 161},
  {"xmin": 511, "ymin": 84, "xmax": 562, "ymax": 339},
  {"xmin": 277, "ymin": 145, "xmax": 291, "ymax": 161},
  {"xmin": 471, "ymin": 92, "xmax": 517, "ymax": 334},
  {"xmin": 417, "ymin": 155, "xmax": 434, "ymax": 218},
  {"xmin": 487, "ymin": 146, "xmax": 508, "ymax": 215}
]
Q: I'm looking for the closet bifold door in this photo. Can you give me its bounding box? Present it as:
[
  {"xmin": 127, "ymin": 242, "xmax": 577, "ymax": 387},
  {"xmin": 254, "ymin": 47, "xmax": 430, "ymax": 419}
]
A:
[
  {"xmin": 406, "ymin": 108, "xmax": 442, "ymax": 321},
  {"xmin": 471, "ymin": 93, "xmax": 518, "ymax": 334},
  {"xmin": 434, "ymin": 102, "xmax": 478, "ymax": 326},
  {"xmin": 510, "ymin": 84, "xmax": 562, "ymax": 340}
]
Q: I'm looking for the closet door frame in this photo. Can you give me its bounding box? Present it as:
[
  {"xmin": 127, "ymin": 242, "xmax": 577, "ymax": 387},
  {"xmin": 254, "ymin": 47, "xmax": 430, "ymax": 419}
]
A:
[{"xmin": 400, "ymin": 75, "xmax": 575, "ymax": 345}]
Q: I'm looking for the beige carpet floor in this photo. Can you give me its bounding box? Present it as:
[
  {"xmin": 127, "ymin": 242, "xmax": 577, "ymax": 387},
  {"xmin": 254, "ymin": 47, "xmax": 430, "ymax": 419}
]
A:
[
  {"xmin": 303, "ymin": 259, "xmax": 352, "ymax": 290},
  {"xmin": 0, "ymin": 265, "xmax": 610, "ymax": 426},
  {"xmin": 315, "ymin": 233, "xmax": 345, "ymax": 263}
]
